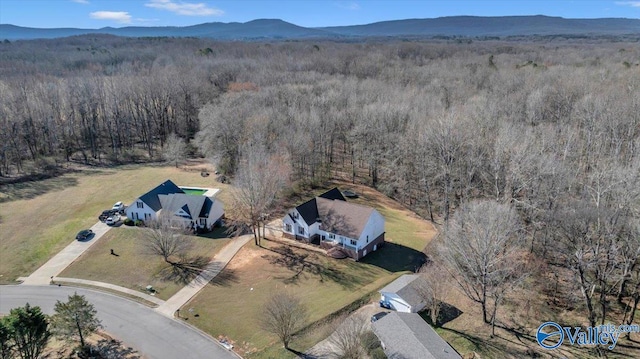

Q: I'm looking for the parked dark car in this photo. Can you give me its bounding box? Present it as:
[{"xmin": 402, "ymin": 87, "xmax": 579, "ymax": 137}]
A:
[
  {"xmin": 371, "ymin": 312, "xmax": 388, "ymax": 323},
  {"xmin": 379, "ymin": 300, "xmax": 392, "ymax": 309},
  {"xmin": 99, "ymin": 209, "xmax": 116, "ymax": 222},
  {"xmin": 76, "ymin": 229, "xmax": 93, "ymax": 241}
]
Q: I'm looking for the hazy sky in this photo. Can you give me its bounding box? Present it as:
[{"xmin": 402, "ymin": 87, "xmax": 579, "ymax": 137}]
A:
[{"xmin": 1, "ymin": 0, "xmax": 638, "ymax": 28}]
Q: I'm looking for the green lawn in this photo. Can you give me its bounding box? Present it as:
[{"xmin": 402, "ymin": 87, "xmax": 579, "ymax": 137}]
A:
[
  {"xmin": 183, "ymin": 183, "xmax": 436, "ymax": 358},
  {"xmin": 0, "ymin": 162, "xmax": 231, "ymax": 284},
  {"xmin": 182, "ymin": 241, "xmax": 396, "ymax": 358},
  {"xmin": 60, "ymin": 226, "xmax": 231, "ymax": 300}
]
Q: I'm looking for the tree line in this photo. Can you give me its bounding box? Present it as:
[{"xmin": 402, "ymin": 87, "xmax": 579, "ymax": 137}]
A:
[{"xmin": 2, "ymin": 35, "xmax": 640, "ymax": 339}]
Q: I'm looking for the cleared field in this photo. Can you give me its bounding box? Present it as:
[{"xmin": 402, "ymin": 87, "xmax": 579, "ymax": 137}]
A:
[
  {"xmin": 183, "ymin": 185, "xmax": 436, "ymax": 358},
  {"xmin": 0, "ymin": 162, "xmax": 231, "ymax": 284},
  {"xmin": 60, "ymin": 226, "xmax": 231, "ymax": 300}
]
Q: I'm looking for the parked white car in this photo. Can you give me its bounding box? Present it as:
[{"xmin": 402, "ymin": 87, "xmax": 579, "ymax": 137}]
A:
[
  {"xmin": 106, "ymin": 213, "xmax": 121, "ymax": 225},
  {"xmin": 112, "ymin": 201, "xmax": 125, "ymax": 212}
]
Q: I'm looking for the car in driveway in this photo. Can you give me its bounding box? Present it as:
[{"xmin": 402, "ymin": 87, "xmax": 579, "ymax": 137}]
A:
[
  {"xmin": 76, "ymin": 229, "xmax": 93, "ymax": 241},
  {"xmin": 112, "ymin": 201, "xmax": 125, "ymax": 213},
  {"xmin": 379, "ymin": 300, "xmax": 392, "ymax": 309},
  {"xmin": 371, "ymin": 312, "xmax": 388, "ymax": 323},
  {"xmin": 98, "ymin": 210, "xmax": 115, "ymax": 222},
  {"xmin": 105, "ymin": 214, "xmax": 121, "ymax": 226}
]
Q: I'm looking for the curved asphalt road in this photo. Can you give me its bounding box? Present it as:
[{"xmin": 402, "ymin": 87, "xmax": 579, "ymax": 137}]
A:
[{"xmin": 0, "ymin": 286, "xmax": 238, "ymax": 359}]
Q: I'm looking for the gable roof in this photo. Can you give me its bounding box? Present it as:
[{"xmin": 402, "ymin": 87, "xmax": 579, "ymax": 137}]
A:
[
  {"xmin": 138, "ymin": 180, "xmax": 184, "ymax": 212},
  {"xmin": 318, "ymin": 187, "xmax": 346, "ymax": 201},
  {"xmin": 372, "ymin": 312, "xmax": 461, "ymax": 359},
  {"xmin": 296, "ymin": 198, "xmax": 320, "ymax": 226},
  {"xmin": 293, "ymin": 188, "xmax": 375, "ymax": 239},
  {"xmin": 379, "ymin": 274, "xmax": 427, "ymax": 309},
  {"xmin": 295, "ymin": 188, "xmax": 347, "ymax": 226},
  {"xmin": 316, "ymin": 197, "xmax": 374, "ymax": 239},
  {"xmin": 159, "ymin": 193, "xmax": 213, "ymax": 220}
]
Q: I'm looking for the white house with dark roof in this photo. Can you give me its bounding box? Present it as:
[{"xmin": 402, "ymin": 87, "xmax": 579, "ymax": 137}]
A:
[
  {"xmin": 372, "ymin": 312, "xmax": 461, "ymax": 359},
  {"xmin": 379, "ymin": 274, "xmax": 428, "ymax": 313},
  {"xmin": 282, "ymin": 188, "xmax": 385, "ymax": 260},
  {"xmin": 126, "ymin": 179, "xmax": 224, "ymax": 231}
]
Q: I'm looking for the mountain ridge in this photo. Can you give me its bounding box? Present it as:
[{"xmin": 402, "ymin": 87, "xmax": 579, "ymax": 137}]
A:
[{"xmin": 2, "ymin": 16, "xmax": 639, "ymax": 40}]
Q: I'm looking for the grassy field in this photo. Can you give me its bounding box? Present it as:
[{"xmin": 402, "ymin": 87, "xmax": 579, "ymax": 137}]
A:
[
  {"xmin": 60, "ymin": 226, "xmax": 231, "ymax": 300},
  {"xmin": 182, "ymin": 242, "xmax": 397, "ymax": 358},
  {"xmin": 183, "ymin": 183, "xmax": 436, "ymax": 358},
  {"xmin": 0, "ymin": 164, "xmax": 439, "ymax": 357},
  {"xmin": 0, "ymin": 161, "xmax": 231, "ymax": 284}
]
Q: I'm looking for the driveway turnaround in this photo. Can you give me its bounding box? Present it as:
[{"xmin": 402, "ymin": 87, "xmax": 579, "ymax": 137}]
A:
[
  {"xmin": 21, "ymin": 221, "xmax": 111, "ymax": 285},
  {"xmin": 0, "ymin": 285, "xmax": 239, "ymax": 359},
  {"xmin": 156, "ymin": 234, "xmax": 252, "ymax": 317}
]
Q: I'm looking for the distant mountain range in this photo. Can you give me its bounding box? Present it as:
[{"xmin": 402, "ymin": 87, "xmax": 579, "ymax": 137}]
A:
[{"xmin": 2, "ymin": 16, "xmax": 639, "ymax": 40}]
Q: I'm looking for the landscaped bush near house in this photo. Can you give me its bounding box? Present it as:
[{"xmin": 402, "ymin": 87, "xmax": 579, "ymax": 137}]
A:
[
  {"xmin": 123, "ymin": 218, "xmax": 134, "ymax": 226},
  {"xmin": 134, "ymin": 220, "xmax": 144, "ymax": 227}
]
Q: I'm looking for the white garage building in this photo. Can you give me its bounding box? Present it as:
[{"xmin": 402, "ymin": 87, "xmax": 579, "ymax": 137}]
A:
[{"xmin": 379, "ymin": 274, "xmax": 428, "ymax": 313}]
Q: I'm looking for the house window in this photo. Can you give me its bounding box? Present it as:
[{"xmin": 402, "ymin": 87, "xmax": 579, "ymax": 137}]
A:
[
  {"xmin": 367, "ymin": 235, "xmax": 369, "ymax": 243},
  {"xmin": 293, "ymin": 212, "xmax": 299, "ymax": 219},
  {"xmin": 350, "ymin": 239, "xmax": 357, "ymax": 246},
  {"xmin": 144, "ymin": 213, "xmax": 151, "ymax": 220},
  {"xmin": 200, "ymin": 218, "xmax": 206, "ymax": 226},
  {"xmin": 285, "ymin": 224, "xmax": 292, "ymax": 232},
  {"xmin": 328, "ymin": 233, "xmax": 335, "ymax": 239},
  {"xmin": 136, "ymin": 201, "xmax": 144, "ymax": 209},
  {"xmin": 298, "ymin": 226, "xmax": 305, "ymax": 235}
]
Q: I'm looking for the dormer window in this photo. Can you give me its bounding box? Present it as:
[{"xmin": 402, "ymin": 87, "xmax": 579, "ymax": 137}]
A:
[{"xmin": 137, "ymin": 201, "xmax": 144, "ymax": 209}]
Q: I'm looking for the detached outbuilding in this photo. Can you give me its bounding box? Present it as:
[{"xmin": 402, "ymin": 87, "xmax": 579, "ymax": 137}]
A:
[
  {"xmin": 372, "ymin": 312, "xmax": 461, "ymax": 359},
  {"xmin": 379, "ymin": 274, "xmax": 428, "ymax": 313}
]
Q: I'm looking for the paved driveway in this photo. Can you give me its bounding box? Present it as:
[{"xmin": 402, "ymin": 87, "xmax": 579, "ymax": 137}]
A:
[
  {"xmin": 21, "ymin": 221, "xmax": 111, "ymax": 285},
  {"xmin": 0, "ymin": 285, "xmax": 239, "ymax": 359}
]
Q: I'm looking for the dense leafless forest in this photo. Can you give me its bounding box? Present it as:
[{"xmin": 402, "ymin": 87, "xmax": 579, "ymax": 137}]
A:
[{"xmin": 2, "ymin": 35, "xmax": 640, "ymax": 337}]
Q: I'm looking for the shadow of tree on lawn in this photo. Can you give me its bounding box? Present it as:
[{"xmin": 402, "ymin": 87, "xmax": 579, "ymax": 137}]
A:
[
  {"xmin": 157, "ymin": 256, "xmax": 238, "ymax": 287},
  {"xmin": 420, "ymin": 302, "xmax": 464, "ymax": 328},
  {"xmin": 0, "ymin": 176, "xmax": 79, "ymax": 203},
  {"xmin": 262, "ymin": 245, "xmax": 364, "ymax": 289},
  {"xmin": 208, "ymin": 267, "xmax": 239, "ymax": 287}
]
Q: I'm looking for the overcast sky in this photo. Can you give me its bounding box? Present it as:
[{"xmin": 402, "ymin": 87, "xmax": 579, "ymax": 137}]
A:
[{"xmin": 1, "ymin": 0, "xmax": 638, "ymax": 28}]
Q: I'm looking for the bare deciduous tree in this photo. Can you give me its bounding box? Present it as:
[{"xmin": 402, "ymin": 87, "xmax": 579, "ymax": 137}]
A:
[
  {"xmin": 163, "ymin": 133, "xmax": 187, "ymax": 168},
  {"xmin": 230, "ymin": 141, "xmax": 290, "ymax": 246},
  {"xmin": 438, "ymin": 200, "xmax": 528, "ymax": 335},
  {"xmin": 141, "ymin": 218, "xmax": 192, "ymax": 265},
  {"xmin": 326, "ymin": 313, "xmax": 369, "ymax": 359},
  {"xmin": 417, "ymin": 262, "xmax": 450, "ymax": 326},
  {"xmin": 260, "ymin": 292, "xmax": 308, "ymax": 350}
]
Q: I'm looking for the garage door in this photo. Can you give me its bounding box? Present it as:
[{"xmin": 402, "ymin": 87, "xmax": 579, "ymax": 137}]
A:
[{"xmin": 390, "ymin": 298, "xmax": 411, "ymax": 312}]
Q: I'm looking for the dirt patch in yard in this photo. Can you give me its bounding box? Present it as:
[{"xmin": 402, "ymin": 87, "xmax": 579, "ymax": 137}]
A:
[{"xmin": 225, "ymin": 244, "xmax": 262, "ymax": 270}]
